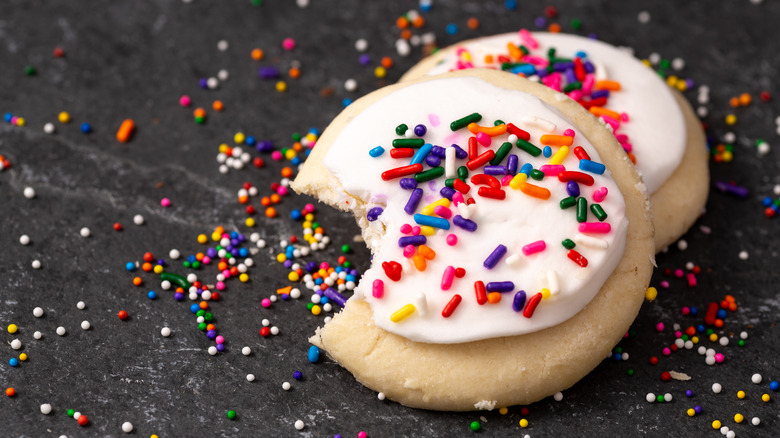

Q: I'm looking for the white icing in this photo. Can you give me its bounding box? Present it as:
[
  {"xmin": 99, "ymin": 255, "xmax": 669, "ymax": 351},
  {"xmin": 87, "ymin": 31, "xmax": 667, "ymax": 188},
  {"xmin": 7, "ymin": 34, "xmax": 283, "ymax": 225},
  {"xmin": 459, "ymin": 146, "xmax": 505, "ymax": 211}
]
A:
[
  {"xmin": 324, "ymin": 77, "xmax": 627, "ymax": 343},
  {"xmin": 425, "ymin": 32, "xmax": 686, "ymax": 194}
]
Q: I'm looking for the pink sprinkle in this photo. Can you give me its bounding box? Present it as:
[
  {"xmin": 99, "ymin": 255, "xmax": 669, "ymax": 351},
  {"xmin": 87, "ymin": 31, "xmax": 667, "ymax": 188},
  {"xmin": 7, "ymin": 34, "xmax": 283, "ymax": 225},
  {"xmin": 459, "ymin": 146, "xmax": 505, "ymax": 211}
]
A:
[
  {"xmin": 304, "ymin": 203, "xmax": 315, "ymax": 213},
  {"xmin": 411, "ymin": 226, "xmax": 421, "ymax": 236},
  {"xmin": 621, "ymin": 142, "xmax": 633, "ymax": 153},
  {"xmin": 582, "ymin": 74, "xmax": 595, "ymax": 94},
  {"xmin": 656, "ymin": 322, "xmax": 665, "ymax": 332},
  {"xmin": 615, "ymin": 134, "xmax": 629, "ymax": 143},
  {"xmin": 674, "ymin": 330, "xmax": 682, "ymax": 338},
  {"xmin": 372, "ymin": 279, "xmax": 384, "ymax": 298},
  {"xmin": 674, "ymin": 269, "xmax": 683, "ymax": 278},
  {"xmin": 539, "ymin": 164, "xmax": 565, "ymax": 176},
  {"xmin": 282, "ymin": 37, "xmax": 296, "ymax": 51},
  {"xmin": 441, "ymin": 266, "xmax": 455, "ymax": 290},
  {"xmin": 475, "ymin": 132, "xmax": 491, "ymax": 146},
  {"xmin": 446, "ymin": 234, "xmax": 458, "ymax": 246},
  {"xmin": 434, "ymin": 205, "xmax": 452, "ymax": 219},
  {"xmin": 455, "ymin": 47, "xmax": 467, "ymax": 56},
  {"xmin": 179, "ymin": 95, "xmax": 191, "ymax": 107},
  {"xmin": 261, "ymin": 298, "xmax": 271, "ymax": 308},
  {"xmin": 681, "ymin": 306, "xmax": 690, "ymax": 315},
  {"xmin": 524, "ymin": 55, "xmax": 548, "ymax": 67},
  {"xmin": 662, "ymin": 347, "xmax": 671, "ymax": 356},
  {"xmin": 660, "ymin": 280, "xmax": 670, "ymax": 288},
  {"xmin": 160, "ymin": 197, "xmax": 171, "ymax": 207},
  {"xmin": 358, "ymin": 432, "xmax": 368, "ymax": 438},
  {"xmin": 11, "ymin": 116, "xmax": 18, "ymax": 125},
  {"xmin": 601, "ymin": 115, "xmax": 620, "ymax": 130},
  {"xmin": 202, "ymin": 256, "xmax": 211, "ymax": 264},
  {"xmin": 400, "ymin": 224, "xmax": 412, "ymax": 234},
  {"xmin": 714, "ymin": 353, "xmax": 725, "ymax": 363},
  {"xmin": 563, "ymin": 129, "xmax": 575, "ymax": 138},
  {"xmin": 621, "ymin": 112, "xmax": 630, "ymax": 122},
  {"xmin": 686, "ymin": 273, "xmax": 697, "ymax": 287},
  {"xmin": 277, "ymin": 186, "xmax": 288, "ymax": 196},
  {"xmin": 428, "ymin": 113, "xmax": 440, "ymax": 127},
  {"xmin": 518, "ymin": 29, "xmax": 539, "ymax": 49},
  {"xmin": 320, "ymin": 262, "xmax": 330, "ymax": 270},
  {"xmin": 568, "ymin": 90, "xmax": 583, "ymax": 101},
  {"xmin": 578, "ymin": 222, "xmax": 611, "ymax": 234},
  {"xmin": 402, "ymin": 245, "xmax": 415, "ymax": 258},
  {"xmin": 271, "ymin": 150, "xmax": 283, "ymax": 161},
  {"xmin": 452, "ymin": 192, "xmax": 464, "ymax": 206},
  {"xmin": 222, "ymin": 270, "xmax": 231, "ymax": 278},
  {"xmin": 500, "ymin": 175, "xmax": 513, "ymax": 186},
  {"xmin": 522, "ymin": 240, "xmax": 546, "ymax": 256},
  {"xmin": 592, "ymin": 187, "xmax": 608, "ymax": 203},
  {"xmin": 216, "ymin": 335, "xmax": 224, "ymax": 344},
  {"xmin": 216, "ymin": 281, "xmax": 225, "ymax": 290}
]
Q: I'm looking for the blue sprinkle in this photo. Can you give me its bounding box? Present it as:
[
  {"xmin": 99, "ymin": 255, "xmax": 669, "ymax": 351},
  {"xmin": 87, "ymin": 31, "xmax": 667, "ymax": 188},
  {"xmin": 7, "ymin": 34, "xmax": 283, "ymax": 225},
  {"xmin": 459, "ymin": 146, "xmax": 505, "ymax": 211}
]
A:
[
  {"xmin": 9, "ymin": 358, "xmax": 19, "ymax": 367},
  {"xmin": 125, "ymin": 262, "xmax": 136, "ymax": 272},
  {"xmin": 505, "ymin": 0, "xmax": 517, "ymax": 10},
  {"xmin": 245, "ymin": 136, "xmax": 256, "ymax": 146},
  {"xmin": 445, "ymin": 23, "xmax": 458, "ymax": 35},
  {"xmin": 3, "ymin": 113, "xmax": 12, "ymax": 123},
  {"xmin": 579, "ymin": 159, "xmax": 606, "ymax": 175},
  {"xmin": 770, "ymin": 381, "xmax": 779, "ymax": 391},
  {"xmin": 190, "ymin": 304, "xmax": 200, "ymax": 313},
  {"xmin": 369, "ymin": 146, "xmax": 385, "ymax": 157},
  {"xmin": 543, "ymin": 146, "xmax": 552, "ymax": 158},
  {"xmin": 148, "ymin": 291, "xmax": 157, "ymax": 300},
  {"xmin": 342, "ymin": 98, "xmax": 353, "ymax": 107},
  {"xmin": 308, "ymin": 346, "xmax": 320, "ymax": 363},
  {"xmin": 80, "ymin": 122, "xmax": 92, "ymax": 133}
]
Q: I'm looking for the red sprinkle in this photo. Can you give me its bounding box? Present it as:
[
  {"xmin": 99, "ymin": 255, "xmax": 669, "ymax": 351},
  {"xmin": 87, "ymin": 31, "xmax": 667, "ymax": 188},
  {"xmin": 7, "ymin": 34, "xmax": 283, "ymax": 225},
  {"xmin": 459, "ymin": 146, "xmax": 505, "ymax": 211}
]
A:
[
  {"xmin": 567, "ymin": 249, "xmax": 588, "ymax": 267},
  {"xmin": 113, "ymin": 222, "xmax": 123, "ymax": 231},
  {"xmin": 661, "ymin": 371, "xmax": 672, "ymax": 381},
  {"xmin": 441, "ymin": 294, "xmax": 463, "ymax": 318},
  {"xmin": 573, "ymin": 146, "xmax": 591, "ymax": 161},
  {"xmin": 522, "ymin": 292, "xmax": 543, "ymax": 318},
  {"xmin": 381, "ymin": 163, "xmax": 423, "ymax": 181},
  {"xmin": 390, "ymin": 148, "xmax": 415, "ymax": 159},
  {"xmin": 117, "ymin": 310, "xmax": 129, "ymax": 320},
  {"xmin": 558, "ymin": 171, "xmax": 594, "ymax": 186},
  {"xmin": 259, "ymin": 326, "xmax": 271, "ymax": 337},
  {"xmin": 704, "ymin": 302, "xmax": 719, "ymax": 325},
  {"xmin": 382, "ymin": 261, "xmax": 403, "ymax": 281},
  {"xmin": 466, "ymin": 150, "xmax": 495, "ymax": 170},
  {"xmin": 649, "ymin": 356, "xmax": 659, "ymax": 365},
  {"xmin": 477, "ymin": 186, "xmax": 506, "ymax": 200},
  {"xmin": 468, "ymin": 136, "xmax": 478, "ymax": 160},
  {"xmin": 452, "ymin": 178, "xmax": 471, "ymax": 194},
  {"xmin": 474, "ymin": 281, "xmax": 487, "ymax": 305},
  {"xmin": 506, "ymin": 123, "xmax": 531, "ymax": 141}
]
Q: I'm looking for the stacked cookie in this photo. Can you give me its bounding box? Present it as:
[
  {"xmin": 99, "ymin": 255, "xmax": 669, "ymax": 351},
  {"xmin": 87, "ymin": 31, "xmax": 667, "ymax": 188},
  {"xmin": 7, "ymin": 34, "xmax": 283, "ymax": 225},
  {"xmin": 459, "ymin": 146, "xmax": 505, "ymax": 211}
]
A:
[{"xmin": 292, "ymin": 31, "xmax": 707, "ymax": 411}]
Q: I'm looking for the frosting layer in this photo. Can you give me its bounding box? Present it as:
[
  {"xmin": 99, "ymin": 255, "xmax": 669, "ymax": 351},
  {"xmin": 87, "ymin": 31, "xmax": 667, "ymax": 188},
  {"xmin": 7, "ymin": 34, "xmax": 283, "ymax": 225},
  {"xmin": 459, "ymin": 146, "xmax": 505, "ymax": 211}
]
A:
[{"xmin": 324, "ymin": 76, "xmax": 627, "ymax": 343}]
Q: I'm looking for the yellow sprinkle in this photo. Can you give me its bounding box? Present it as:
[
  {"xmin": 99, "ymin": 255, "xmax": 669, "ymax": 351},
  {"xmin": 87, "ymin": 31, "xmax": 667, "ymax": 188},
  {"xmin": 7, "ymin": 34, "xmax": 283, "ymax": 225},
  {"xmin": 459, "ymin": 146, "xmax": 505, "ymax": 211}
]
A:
[
  {"xmin": 691, "ymin": 336, "xmax": 699, "ymax": 344},
  {"xmin": 498, "ymin": 407, "xmax": 508, "ymax": 415},
  {"xmin": 245, "ymin": 217, "xmax": 256, "ymax": 227},
  {"xmin": 275, "ymin": 81, "xmax": 287, "ymax": 92},
  {"xmin": 421, "ymin": 198, "xmax": 450, "ymax": 216},
  {"xmin": 219, "ymin": 143, "xmax": 230, "ymax": 153},
  {"xmin": 234, "ymin": 132, "xmax": 246, "ymax": 144},
  {"xmin": 311, "ymin": 305, "xmax": 321, "ymax": 316},
  {"xmin": 645, "ymin": 287, "xmax": 658, "ymax": 301},
  {"xmin": 547, "ymin": 146, "xmax": 569, "ymax": 165},
  {"xmin": 374, "ymin": 66, "xmax": 387, "ymax": 79},
  {"xmin": 686, "ymin": 408, "xmax": 695, "ymax": 417},
  {"xmin": 725, "ymin": 114, "xmax": 737, "ymax": 126},
  {"xmin": 239, "ymin": 273, "xmax": 249, "ymax": 283},
  {"xmin": 58, "ymin": 111, "xmax": 71, "ymax": 124},
  {"xmin": 737, "ymin": 390, "xmax": 745, "ymax": 399},
  {"xmin": 284, "ymin": 149, "xmax": 296, "ymax": 160},
  {"xmin": 419, "ymin": 225, "xmax": 436, "ymax": 236},
  {"xmin": 7, "ymin": 324, "xmax": 18, "ymax": 334},
  {"xmin": 762, "ymin": 393, "xmax": 770, "ymax": 402},
  {"xmin": 390, "ymin": 304, "xmax": 416, "ymax": 322},
  {"xmin": 211, "ymin": 232, "xmax": 221, "ymax": 241},
  {"xmin": 276, "ymin": 253, "xmax": 287, "ymax": 263},
  {"xmin": 734, "ymin": 413, "xmax": 744, "ymax": 423},
  {"xmin": 16, "ymin": 117, "xmax": 25, "ymax": 127},
  {"xmin": 666, "ymin": 75, "xmax": 678, "ymax": 87},
  {"xmin": 712, "ymin": 420, "xmax": 721, "ymax": 429},
  {"xmin": 509, "ymin": 173, "xmax": 528, "ymax": 190},
  {"xmin": 519, "ymin": 418, "xmax": 529, "ymax": 428},
  {"xmin": 540, "ymin": 288, "xmax": 551, "ymax": 300},
  {"xmin": 153, "ymin": 265, "xmax": 164, "ymax": 275},
  {"xmin": 304, "ymin": 213, "xmax": 315, "ymax": 221},
  {"xmin": 19, "ymin": 353, "xmax": 27, "ymax": 361},
  {"xmin": 641, "ymin": 59, "xmax": 651, "ymax": 67},
  {"xmin": 709, "ymin": 333, "xmax": 718, "ymax": 342},
  {"xmin": 288, "ymin": 271, "xmax": 300, "ymax": 282}
]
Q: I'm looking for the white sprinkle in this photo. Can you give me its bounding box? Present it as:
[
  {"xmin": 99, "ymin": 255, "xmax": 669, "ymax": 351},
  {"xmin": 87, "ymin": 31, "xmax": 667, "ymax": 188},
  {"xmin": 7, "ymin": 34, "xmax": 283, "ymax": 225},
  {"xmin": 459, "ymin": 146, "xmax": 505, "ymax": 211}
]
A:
[
  {"xmin": 296, "ymin": 0, "xmax": 310, "ymax": 7},
  {"xmin": 740, "ymin": 331, "xmax": 749, "ymax": 340},
  {"xmin": 758, "ymin": 141, "xmax": 770, "ymax": 156},
  {"xmin": 242, "ymin": 346, "xmax": 251, "ymax": 356},
  {"xmin": 133, "ymin": 214, "xmax": 145, "ymax": 225},
  {"xmin": 720, "ymin": 426, "xmax": 729, "ymax": 435},
  {"xmin": 290, "ymin": 288, "xmax": 301, "ymax": 299},
  {"xmin": 256, "ymin": 239, "xmax": 266, "ymax": 248},
  {"xmin": 282, "ymin": 381, "xmax": 291, "ymax": 391},
  {"xmin": 33, "ymin": 331, "xmax": 42, "ymax": 340},
  {"xmin": 395, "ymin": 38, "xmax": 411, "ymax": 57},
  {"xmin": 294, "ymin": 420, "xmax": 305, "ymax": 430},
  {"xmin": 32, "ymin": 260, "xmax": 42, "ymax": 269},
  {"xmin": 208, "ymin": 346, "xmax": 217, "ymax": 355},
  {"xmin": 723, "ymin": 132, "xmax": 736, "ymax": 143},
  {"xmin": 646, "ymin": 392, "xmax": 655, "ymax": 403},
  {"xmin": 161, "ymin": 327, "xmax": 171, "ymax": 337},
  {"xmin": 752, "ymin": 373, "xmax": 763, "ymax": 384},
  {"xmin": 80, "ymin": 321, "xmax": 90, "ymax": 330},
  {"xmin": 73, "ymin": 412, "xmax": 81, "ymax": 419},
  {"xmin": 671, "ymin": 57, "xmax": 685, "ymax": 71},
  {"xmin": 637, "ymin": 10, "xmax": 651, "ymax": 23},
  {"xmin": 344, "ymin": 78, "xmax": 358, "ymax": 92},
  {"xmin": 377, "ymin": 392, "xmax": 386, "ymax": 401},
  {"xmin": 23, "ymin": 186, "xmax": 36, "ymax": 199},
  {"xmin": 169, "ymin": 249, "xmax": 181, "ymax": 260},
  {"xmin": 355, "ymin": 38, "xmax": 368, "ymax": 52},
  {"xmin": 217, "ymin": 40, "xmax": 229, "ymax": 51},
  {"xmin": 43, "ymin": 123, "xmax": 55, "ymax": 134},
  {"xmin": 207, "ymin": 77, "xmax": 219, "ymax": 89},
  {"xmin": 247, "ymin": 374, "xmax": 255, "ymax": 382},
  {"xmin": 56, "ymin": 326, "xmax": 66, "ymax": 336},
  {"xmin": 122, "ymin": 422, "xmax": 134, "ymax": 433},
  {"xmin": 40, "ymin": 403, "xmax": 52, "ymax": 415},
  {"xmin": 739, "ymin": 250, "xmax": 749, "ymax": 260},
  {"xmin": 217, "ymin": 69, "xmax": 229, "ymax": 81},
  {"xmin": 11, "ymin": 339, "xmax": 22, "ymax": 350},
  {"xmin": 262, "ymin": 319, "xmax": 270, "ymax": 327},
  {"xmin": 80, "ymin": 227, "xmax": 91, "ymax": 238},
  {"xmin": 187, "ymin": 273, "xmax": 198, "ymax": 283},
  {"xmin": 77, "ymin": 301, "xmax": 86, "ymax": 310},
  {"xmin": 705, "ymin": 356, "xmax": 716, "ymax": 366},
  {"xmin": 648, "ymin": 52, "xmax": 661, "ymax": 65},
  {"xmin": 33, "ymin": 307, "xmax": 44, "ymax": 318},
  {"xmin": 677, "ymin": 239, "xmax": 688, "ymax": 251},
  {"xmin": 161, "ymin": 280, "xmax": 171, "ymax": 290},
  {"xmin": 696, "ymin": 106, "xmax": 709, "ymax": 118},
  {"xmin": 270, "ymin": 326, "xmax": 279, "ymax": 336},
  {"xmin": 663, "ymin": 393, "xmax": 673, "ymax": 402},
  {"xmin": 712, "ymin": 383, "xmax": 722, "ymax": 393},
  {"xmin": 752, "ymin": 417, "xmax": 760, "ymax": 426},
  {"xmin": 553, "ymin": 391, "xmax": 563, "ymax": 401},
  {"xmin": 725, "ymin": 431, "xmax": 735, "ymax": 438},
  {"xmin": 19, "ymin": 234, "xmax": 31, "ymax": 245}
]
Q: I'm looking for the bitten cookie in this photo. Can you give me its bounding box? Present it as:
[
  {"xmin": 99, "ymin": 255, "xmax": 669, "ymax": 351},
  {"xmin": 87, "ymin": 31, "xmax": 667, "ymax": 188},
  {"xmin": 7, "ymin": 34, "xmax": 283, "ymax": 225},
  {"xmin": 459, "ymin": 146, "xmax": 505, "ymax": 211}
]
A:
[
  {"xmin": 401, "ymin": 31, "xmax": 709, "ymax": 252},
  {"xmin": 292, "ymin": 69, "xmax": 654, "ymax": 411}
]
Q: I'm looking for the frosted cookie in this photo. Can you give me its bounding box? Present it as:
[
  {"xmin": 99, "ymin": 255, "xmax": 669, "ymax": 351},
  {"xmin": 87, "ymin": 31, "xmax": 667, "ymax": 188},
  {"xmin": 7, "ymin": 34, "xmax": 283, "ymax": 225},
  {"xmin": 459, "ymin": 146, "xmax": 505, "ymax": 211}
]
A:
[
  {"xmin": 292, "ymin": 70, "xmax": 654, "ymax": 411},
  {"xmin": 400, "ymin": 31, "xmax": 709, "ymax": 252}
]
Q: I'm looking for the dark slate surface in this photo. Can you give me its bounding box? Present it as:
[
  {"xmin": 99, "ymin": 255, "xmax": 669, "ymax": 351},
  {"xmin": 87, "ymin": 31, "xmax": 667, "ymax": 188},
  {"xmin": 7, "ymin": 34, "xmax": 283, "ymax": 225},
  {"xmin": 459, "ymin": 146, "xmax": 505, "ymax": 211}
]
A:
[{"xmin": 1, "ymin": 0, "xmax": 779, "ymax": 436}]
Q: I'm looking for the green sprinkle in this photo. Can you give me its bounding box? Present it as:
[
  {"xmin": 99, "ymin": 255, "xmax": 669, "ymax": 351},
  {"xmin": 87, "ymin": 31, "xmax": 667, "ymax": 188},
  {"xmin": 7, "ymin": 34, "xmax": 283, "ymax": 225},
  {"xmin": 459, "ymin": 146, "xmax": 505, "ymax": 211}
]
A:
[
  {"xmin": 160, "ymin": 272, "xmax": 191, "ymax": 289},
  {"xmin": 341, "ymin": 244, "xmax": 351, "ymax": 253},
  {"xmin": 490, "ymin": 142, "xmax": 513, "ymax": 165},
  {"xmin": 395, "ymin": 123, "xmax": 408, "ymax": 135},
  {"xmin": 24, "ymin": 66, "xmax": 36, "ymax": 76},
  {"xmin": 681, "ymin": 334, "xmax": 689, "ymax": 341},
  {"xmin": 656, "ymin": 394, "xmax": 665, "ymax": 403},
  {"xmin": 191, "ymin": 260, "xmax": 201, "ymax": 269},
  {"xmin": 627, "ymin": 368, "xmax": 634, "ymax": 376},
  {"xmin": 450, "ymin": 112, "xmax": 482, "ymax": 131},
  {"xmin": 306, "ymin": 302, "xmax": 314, "ymax": 310},
  {"xmin": 469, "ymin": 421, "xmax": 481, "ymax": 432},
  {"xmin": 196, "ymin": 310, "xmax": 205, "ymax": 317},
  {"xmin": 570, "ymin": 18, "xmax": 582, "ymax": 30},
  {"xmin": 547, "ymin": 48, "xmax": 556, "ymax": 60},
  {"xmin": 204, "ymin": 312, "xmax": 213, "ymax": 322},
  {"xmin": 67, "ymin": 409, "xmax": 75, "ymax": 417},
  {"xmin": 516, "ymin": 138, "xmax": 542, "ymax": 157},
  {"xmin": 343, "ymin": 261, "xmax": 352, "ymax": 268},
  {"xmin": 414, "ymin": 166, "xmax": 444, "ymax": 183},
  {"xmin": 562, "ymin": 238, "xmax": 576, "ymax": 249},
  {"xmin": 227, "ymin": 410, "xmax": 237, "ymax": 420},
  {"xmin": 198, "ymin": 323, "xmax": 207, "ymax": 331},
  {"xmin": 615, "ymin": 347, "xmax": 623, "ymax": 354},
  {"xmin": 518, "ymin": 45, "xmax": 529, "ymax": 55},
  {"xmin": 194, "ymin": 116, "xmax": 205, "ymax": 124},
  {"xmin": 312, "ymin": 222, "xmax": 320, "ymax": 229},
  {"xmin": 457, "ymin": 166, "xmax": 469, "ymax": 180},
  {"xmin": 392, "ymin": 138, "xmax": 425, "ymax": 148},
  {"xmin": 292, "ymin": 132, "xmax": 301, "ymax": 141},
  {"xmin": 494, "ymin": 120, "xmax": 504, "ymax": 126},
  {"xmin": 576, "ymin": 197, "xmax": 588, "ymax": 223},
  {"xmin": 560, "ymin": 196, "xmax": 577, "ymax": 209},
  {"xmin": 250, "ymin": 0, "xmax": 262, "ymax": 5},
  {"xmin": 445, "ymin": 178, "xmax": 456, "ymax": 188},
  {"xmin": 738, "ymin": 339, "xmax": 745, "ymax": 347},
  {"xmin": 659, "ymin": 59, "xmax": 671, "ymax": 70},
  {"xmin": 182, "ymin": 261, "xmax": 191, "ymax": 268},
  {"xmin": 563, "ymin": 81, "xmax": 582, "ymax": 93},
  {"xmin": 590, "ymin": 204, "xmax": 607, "ymax": 221},
  {"xmin": 529, "ymin": 169, "xmax": 544, "ymax": 181}
]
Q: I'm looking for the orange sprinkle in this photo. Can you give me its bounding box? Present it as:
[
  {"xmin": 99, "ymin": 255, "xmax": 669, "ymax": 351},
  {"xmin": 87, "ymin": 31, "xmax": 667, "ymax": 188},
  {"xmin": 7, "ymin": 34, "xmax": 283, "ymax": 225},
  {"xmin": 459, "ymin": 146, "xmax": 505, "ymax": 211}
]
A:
[
  {"xmin": 193, "ymin": 107, "xmax": 206, "ymax": 118},
  {"xmin": 281, "ymin": 167, "xmax": 293, "ymax": 178},
  {"xmin": 412, "ymin": 16, "xmax": 425, "ymax": 28},
  {"xmin": 116, "ymin": 119, "xmax": 135, "ymax": 143},
  {"xmin": 314, "ymin": 227, "xmax": 324, "ymax": 234},
  {"xmin": 212, "ymin": 100, "xmax": 224, "ymax": 111},
  {"xmin": 595, "ymin": 80, "xmax": 622, "ymax": 91},
  {"xmin": 292, "ymin": 142, "xmax": 303, "ymax": 152},
  {"xmin": 739, "ymin": 93, "xmax": 751, "ymax": 106},
  {"xmin": 467, "ymin": 123, "xmax": 507, "ymax": 137},
  {"xmin": 238, "ymin": 195, "xmax": 249, "ymax": 204},
  {"xmin": 142, "ymin": 262, "xmax": 152, "ymax": 272},
  {"xmin": 205, "ymin": 323, "xmax": 214, "ymax": 331},
  {"xmin": 627, "ymin": 151, "xmax": 636, "ymax": 164},
  {"xmin": 418, "ymin": 244, "xmax": 436, "ymax": 260},
  {"xmin": 396, "ymin": 16, "xmax": 409, "ymax": 29},
  {"xmin": 277, "ymin": 286, "xmax": 292, "ymax": 295},
  {"xmin": 487, "ymin": 292, "xmax": 502, "ymax": 304},
  {"xmin": 195, "ymin": 252, "xmax": 204, "ymax": 261},
  {"xmin": 381, "ymin": 57, "xmax": 394, "ymax": 69},
  {"xmin": 251, "ymin": 48, "xmax": 264, "ymax": 61},
  {"xmin": 265, "ymin": 207, "xmax": 276, "ymax": 218},
  {"xmin": 589, "ymin": 106, "xmax": 622, "ymax": 120},
  {"xmin": 507, "ymin": 43, "xmax": 523, "ymax": 61},
  {"xmin": 467, "ymin": 17, "xmax": 479, "ymax": 29},
  {"xmin": 540, "ymin": 134, "xmax": 573, "ymax": 147},
  {"xmin": 728, "ymin": 302, "xmax": 737, "ymax": 312},
  {"xmin": 725, "ymin": 294, "xmax": 736, "ymax": 303},
  {"xmin": 214, "ymin": 226, "xmax": 225, "ymax": 234},
  {"xmin": 520, "ymin": 182, "xmax": 551, "ymax": 200},
  {"xmin": 400, "ymin": 29, "xmax": 412, "ymax": 40},
  {"xmin": 270, "ymin": 193, "xmax": 281, "ymax": 204},
  {"xmin": 729, "ymin": 97, "xmax": 740, "ymax": 108},
  {"xmin": 412, "ymin": 254, "xmax": 427, "ymax": 271},
  {"xmin": 132, "ymin": 276, "xmax": 143, "ymax": 286},
  {"xmin": 714, "ymin": 319, "xmax": 724, "ymax": 328},
  {"xmin": 548, "ymin": 23, "xmax": 561, "ymax": 33},
  {"xmin": 261, "ymin": 197, "xmax": 271, "ymax": 206},
  {"xmin": 484, "ymin": 54, "xmax": 494, "ymax": 64},
  {"xmin": 288, "ymin": 67, "xmax": 300, "ymax": 79}
]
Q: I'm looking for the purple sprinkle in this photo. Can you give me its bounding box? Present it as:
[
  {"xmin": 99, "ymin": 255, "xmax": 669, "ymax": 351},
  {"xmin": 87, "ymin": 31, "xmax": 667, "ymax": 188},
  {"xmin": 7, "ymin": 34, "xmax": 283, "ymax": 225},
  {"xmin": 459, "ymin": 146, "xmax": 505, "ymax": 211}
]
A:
[
  {"xmin": 451, "ymin": 144, "xmax": 468, "ymax": 159},
  {"xmin": 512, "ymin": 290, "xmax": 527, "ymax": 312},
  {"xmin": 440, "ymin": 186, "xmax": 455, "ymax": 200},
  {"xmin": 207, "ymin": 330, "xmax": 217, "ymax": 339},
  {"xmin": 367, "ymin": 207, "xmax": 384, "ymax": 222},
  {"xmin": 591, "ymin": 89, "xmax": 610, "ymax": 99},
  {"xmin": 483, "ymin": 244, "xmax": 507, "ymax": 269},
  {"xmin": 533, "ymin": 16, "xmax": 546, "ymax": 28},
  {"xmin": 564, "ymin": 68, "xmax": 577, "ymax": 84},
  {"xmin": 694, "ymin": 405, "xmax": 702, "ymax": 414},
  {"xmin": 584, "ymin": 60, "xmax": 595, "ymax": 72},
  {"xmin": 404, "ymin": 188, "xmax": 423, "ymax": 214},
  {"xmin": 685, "ymin": 390, "xmax": 693, "ymax": 397},
  {"xmin": 425, "ymin": 154, "xmax": 441, "ymax": 167},
  {"xmin": 256, "ymin": 140, "xmax": 275, "ymax": 152},
  {"xmin": 207, "ymin": 248, "xmax": 217, "ymax": 258},
  {"xmin": 283, "ymin": 260, "xmax": 293, "ymax": 268},
  {"xmin": 484, "ymin": 165, "xmax": 508, "ymax": 175},
  {"xmin": 324, "ymin": 288, "xmax": 347, "ymax": 307},
  {"xmin": 553, "ymin": 61, "xmax": 574, "ymax": 72},
  {"xmin": 174, "ymin": 292, "xmax": 184, "ymax": 301},
  {"xmin": 399, "ymin": 178, "xmax": 418, "ymax": 190},
  {"xmin": 507, "ymin": 155, "xmax": 519, "ymax": 175},
  {"xmin": 358, "ymin": 54, "xmax": 371, "ymax": 65},
  {"xmin": 566, "ymin": 181, "xmax": 580, "ymax": 197},
  {"xmin": 281, "ymin": 293, "xmax": 290, "ymax": 300},
  {"xmin": 486, "ymin": 281, "xmax": 514, "ymax": 292},
  {"xmin": 199, "ymin": 78, "xmax": 209, "ymax": 89},
  {"xmin": 453, "ymin": 215, "xmax": 477, "ymax": 232},
  {"xmin": 536, "ymin": 68, "xmax": 549, "ymax": 78},
  {"xmin": 414, "ymin": 124, "xmax": 427, "ymax": 136},
  {"xmin": 715, "ymin": 181, "xmax": 749, "ymax": 198},
  {"xmin": 258, "ymin": 66, "xmax": 280, "ymax": 79},
  {"xmin": 398, "ymin": 235, "xmax": 427, "ymax": 247},
  {"xmin": 431, "ymin": 145, "xmax": 446, "ymax": 158},
  {"xmin": 305, "ymin": 261, "xmax": 317, "ymax": 272},
  {"xmin": 216, "ymin": 343, "xmax": 225, "ymax": 352}
]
